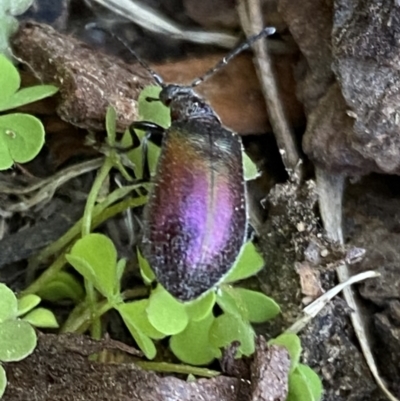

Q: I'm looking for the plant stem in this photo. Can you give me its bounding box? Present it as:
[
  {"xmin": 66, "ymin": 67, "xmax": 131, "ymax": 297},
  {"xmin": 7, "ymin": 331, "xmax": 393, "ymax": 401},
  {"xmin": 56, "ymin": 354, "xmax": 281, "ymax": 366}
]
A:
[
  {"xmin": 24, "ymin": 196, "xmax": 147, "ymax": 295},
  {"xmin": 61, "ymin": 287, "xmax": 148, "ymax": 334},
  {"xmin": 22, "ymin": 252, "xmax": 67, "ymax": 295},
  {"xmin": 81, "ymin": 158, "xmax": 114, "ymax": 339},
  {"xmin": 135, "ymin": 361, "xmax": 220, "ymax": 378}
]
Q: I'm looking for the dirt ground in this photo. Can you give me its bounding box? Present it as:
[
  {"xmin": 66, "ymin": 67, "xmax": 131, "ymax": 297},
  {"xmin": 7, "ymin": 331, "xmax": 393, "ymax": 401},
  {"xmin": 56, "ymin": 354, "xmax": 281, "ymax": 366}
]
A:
[{"xmin": 1, "ymin": 1, "xmax": 400, "ymax": 400}]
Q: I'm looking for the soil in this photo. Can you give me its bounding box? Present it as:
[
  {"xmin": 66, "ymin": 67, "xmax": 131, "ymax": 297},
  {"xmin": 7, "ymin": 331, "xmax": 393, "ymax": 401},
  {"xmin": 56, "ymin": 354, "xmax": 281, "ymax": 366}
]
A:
[{"xmin": 1, "ymin": 1, "xmax": 400, "ymax": 400}]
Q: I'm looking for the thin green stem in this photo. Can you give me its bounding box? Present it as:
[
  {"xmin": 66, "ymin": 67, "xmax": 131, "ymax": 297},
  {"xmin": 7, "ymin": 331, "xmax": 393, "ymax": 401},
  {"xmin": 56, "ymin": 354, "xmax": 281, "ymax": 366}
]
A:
[
  {"xmin": 24, "ymin": 196, "xmax": 147, "ymax": 295},
  {"xmin": 28, "ymin": 184, "xmax": 148, "ymax": 269},
  {"xmin": 81, "ymin": 158, "xmax": 113, "ymax": 236},
  {"xmin": 81, "ymin": 158, "xmax": 114, "ymax": 339},
  {"xmin": 61, "ymin": 287, "xmax": 148, "ymax": 334},
  {"xmin": 61, "ymin": 299, "xmax": 112, "ymax": 334},
  {"xmin": 135, "ymin": 361, "xmax": 220, "ymax": 378},
  {"xmin": 22, "ymin": 252, "xmax": 67, "ymax": 295}
]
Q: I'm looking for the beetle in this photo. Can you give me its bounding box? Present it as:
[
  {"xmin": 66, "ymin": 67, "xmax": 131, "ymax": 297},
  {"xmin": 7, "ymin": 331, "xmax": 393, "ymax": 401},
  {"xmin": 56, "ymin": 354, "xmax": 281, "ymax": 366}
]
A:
[{"xmin": 124, "ymin": 27, "xmax": 276, "ymax": 301}]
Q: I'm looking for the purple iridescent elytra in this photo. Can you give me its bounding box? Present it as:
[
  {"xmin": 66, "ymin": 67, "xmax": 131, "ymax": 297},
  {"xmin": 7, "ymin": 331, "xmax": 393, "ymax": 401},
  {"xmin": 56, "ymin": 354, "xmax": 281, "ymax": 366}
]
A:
[{"xmin": 142, "ymin": 85, "xmax": 247, "ymax": 301}]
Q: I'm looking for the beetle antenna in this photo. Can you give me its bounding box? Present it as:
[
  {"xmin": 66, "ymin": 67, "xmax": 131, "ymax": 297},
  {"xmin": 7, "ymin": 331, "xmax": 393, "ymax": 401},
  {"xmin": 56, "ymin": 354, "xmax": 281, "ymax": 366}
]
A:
[
  {"xmin": 190, "ymin": 26, "xmax": 276, "ymax": 88},
  {"xmin": 86, "ymin": 23, "xmax": 165, "ymax": 87}
]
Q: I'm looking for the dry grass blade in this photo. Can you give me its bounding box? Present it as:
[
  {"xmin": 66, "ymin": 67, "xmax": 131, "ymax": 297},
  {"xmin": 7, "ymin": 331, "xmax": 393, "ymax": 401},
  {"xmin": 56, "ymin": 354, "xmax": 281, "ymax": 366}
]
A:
[
  {"xmin": 237, "ymin": 0, "xmax": 301, "ymax": 174},
  {"xmin": 317, "ymin": 167, "xmax": 399, "ymax": 401}
]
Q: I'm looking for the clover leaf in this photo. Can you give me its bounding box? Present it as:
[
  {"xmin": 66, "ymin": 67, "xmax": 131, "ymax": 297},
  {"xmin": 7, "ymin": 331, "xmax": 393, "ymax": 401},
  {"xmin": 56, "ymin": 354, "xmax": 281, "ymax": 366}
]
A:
[
  {"xmin": 0, "ymin": 54, "xmax": 58, "ymax": 170},
  {"xmin": 170, "ymin": 311, "xmax": 221, "ymax": 365},
  {"xmin": 66, "ymin": 233, "xmax": 121, "ymax": 302}
]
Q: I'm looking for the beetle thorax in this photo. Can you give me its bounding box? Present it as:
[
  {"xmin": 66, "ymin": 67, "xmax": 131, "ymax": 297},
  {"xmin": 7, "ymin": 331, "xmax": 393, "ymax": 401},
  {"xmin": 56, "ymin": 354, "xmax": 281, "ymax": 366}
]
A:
[{"xmin": 160, "ymin": 85, "xmax": 220, "ymax": 124}]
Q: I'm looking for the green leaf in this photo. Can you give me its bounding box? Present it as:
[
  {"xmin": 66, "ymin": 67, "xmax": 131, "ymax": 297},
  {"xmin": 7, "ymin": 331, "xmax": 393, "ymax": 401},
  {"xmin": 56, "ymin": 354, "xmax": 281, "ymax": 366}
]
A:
[
  {"xmin": 170, "ymin": 312, "xmax": 221, "ymax": 365},
  {"xmin": 106, "ymin": 106, "xmax": 117, "ymax": 146},
  {"xmin": 121, "ymin": 128, "xmax": 143, "ymax": 179},
  {"xmin": 136, "ymin": 85, "xmax": 167, "ymax": 176},
  {"xmin": 0, "ymin": 15, "xmax": 18, "ymax": 59},
  {"xmin": 295, "ymin": 364, "xmax": 323, "ymax": 401},
  {"xmin": 0, "ymin": 283, "xmax": 18, "ymax": 322},
  {"xmin": 224, "ymin": 241, "xmax": 264, "ymax": 283},
  {"xmin": 17, "ymin": 294, "xmax": 41, "ymax": 317},
  {"xmin": 0, "ymin": 85, "xmax": 59, "ymax": 112},
  {"xmin": 209, "ymin": 313, "xmax": 255, "ymax": 357},
  {"xmin": 0, "ymin": 113, "xmax": 45, "ymax": 169},
  {"xmin": 185, "ymin": 291, "xmax": 216, "ymax": 321},
  {"xmin": 66, "ymin": 233, "xmax": 118, "ymax": 300},
  {"xmin": 0, "ymin": 319, "xmax": 37, "ymax": 362},
  {"xmin": 0, "ymin": 135, "xmax": 12, "ymax": 170},
  {"xmin": 0, "ymin": 54, "xmax": 20, "ymax": 101},
  {"xmin": 117, "ymin": 303, "xmax": 157, "ymax": 359},
  {"xmin": 138, "ymin": 86, "xmax": 170, "ymax": 128},
  {"xmin": 269, "ymin": 333, "xmax": 302, "ymax": 372},
  {"xmin": 128, "ymin": 128, "xmax": 161, "ymax": 178},
  {"xmin": 115, "ymin": 259, "xmax": 126, "ymax": 290},
  {"xmin": 243, "ymin": 152, "xmax": 259, "ymax": 181},
  {"xmin": 0, "ymin": 365, "xmax": 6, "ymax": 399},
  {"xmin": 137, "ymin": 247, "xmax": 155, "ymax": 285},
  {"xmin": 22, "ymin": 308, "xmax": 59, "ymax": 329},
  {"xmin": 216, "ymin": 285, "xmax": 248, "ymax": 319},
  {"xmin": 147, "ymin": 286, "xmax": 188, "ymax": 335},
  {"xmin": 36, "ymin": 271, "xmax": 85, "ymax": 303},
  {"xmin": 118, "ymin": 300, "xmax": 164, "ymax": 340},
  {"xmin": 4, "ymin": 0, "xmax": 34, "ymax": 16},
  {"xmin": 288, "ymin": 364, "xmax": 323, "ymax": 401},
  {"xmin": 233, "ymin": 288, "xmax": 280, "ymax": 323}
]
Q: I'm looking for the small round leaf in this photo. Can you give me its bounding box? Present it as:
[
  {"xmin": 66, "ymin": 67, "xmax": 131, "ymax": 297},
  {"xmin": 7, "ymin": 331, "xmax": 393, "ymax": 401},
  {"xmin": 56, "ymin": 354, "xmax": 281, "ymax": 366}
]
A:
[
  {"xmin": 118, "ymin": 300, "xmax": 164, "ymax": 340},
  {"xmin": 117, "ymin": 304, "xmax": 156, "ymax": 359},
  {"xmin": 185, "ymin": 290, "xmax": 216, "ymax": 321},
  {"xmin": 17, "ymin": 294, "xmax": 41, "ymax": 316},
  {"xmin": 170, "ymin": 312, "xmax": 220, "ymax": 365},
  {"xmin": 37, "ymin": 271, "xmax": 84, "ymax": 303},
  {"xmin": 147, "ymin": 286, "xmax": 188, "ymax": 335},
  {"xmin": 137, "ymin": 86, "xmax": 166, "ymax": 175},
  {"xmin": 67, "ymin": 233, "xmax": 118, "ymax": 299},
  {"xmin": 22, "ymin": 308, "xmax": 59, "ymax": 329},
  {"xmin": 287, "ymin": 366, "xmax": 318, "ymax": 401},
  {"xmin": 296, "ymin": 364, "xmax": 323, "ymax": 401},
  {"xmin": 233, "ymin": 288, "xmax": 280, "ymax": 323},
  {"xmin": 0, "ymin": 283, "xmax": 18, "ymax": 322},
  {"xmin": 137, "ymin": 247, "xmax": 155, "ymax": 284},
  {"xmin": 0, "ymin": 319, "xmax": 37, "ymax": 362},
  {"xmin": 216, "ymin": 285, "xmax": 248, "ymax": 319},
  {"xmin": 224, "ymin": 241, "xmax": 264, "ymax": 283},
  {"xmin": 139, "ymin": 86, "xmax": 170, "ymax": 128},
  {"xmin": 0, "ymin": 15, "xmax": 18, "ymax": 59},
  {"xmin": 1, "ymin": 85, "xmax": 58, "ymax": 111},
  {"xmin": 0, "ymin": 113, "xmax": 45, "ymax": 168},
  {"xmin": 0, "ymin": 54, "xmax": 20, "ymax": 101},
  {"xmin": 6, "ymin": 0, "xmax": 34, "ymax": 16},
  {"xmin": 0, "ymin": 365, "xmax": 6, "ymax": 399},
  {"xmin": 243, "ymin": 152, "xmax": 259, "ymax": 181},
  {"xmin": 209, "ymin": 313, "xmax": 255, "ymax": 357},
  {"xmin": 106, "ymin": 106, "xmax": 117, "ymax": 145},
  {"xmin": 269, "ymin": 333, "xmax": 302, "ymax": 372}
]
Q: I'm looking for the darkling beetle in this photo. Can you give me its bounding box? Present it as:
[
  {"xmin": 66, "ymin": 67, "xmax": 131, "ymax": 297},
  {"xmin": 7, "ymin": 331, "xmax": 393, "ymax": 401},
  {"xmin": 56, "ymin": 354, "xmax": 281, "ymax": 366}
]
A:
[{"xmin": 111, "ymin": 26, "xmax": 276, "ymax": 301}]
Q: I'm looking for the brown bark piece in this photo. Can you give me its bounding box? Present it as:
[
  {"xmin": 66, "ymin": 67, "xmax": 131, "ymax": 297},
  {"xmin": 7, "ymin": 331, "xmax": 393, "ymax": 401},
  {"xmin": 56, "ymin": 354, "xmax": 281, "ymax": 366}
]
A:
[
  {"xmin": 250, "ymin": 340, "xmax": 290, "ymax": 401},
  {"xmin": 11, "ymin": 22, "xmax": 303, "ymax": 136},
  {"xmin": 11, "ymin": 22, "xmax": 153, "ymax": 132},
  {"xmin": 3, "ymin": 333, "xmax": 289, "ymax": 401}
]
